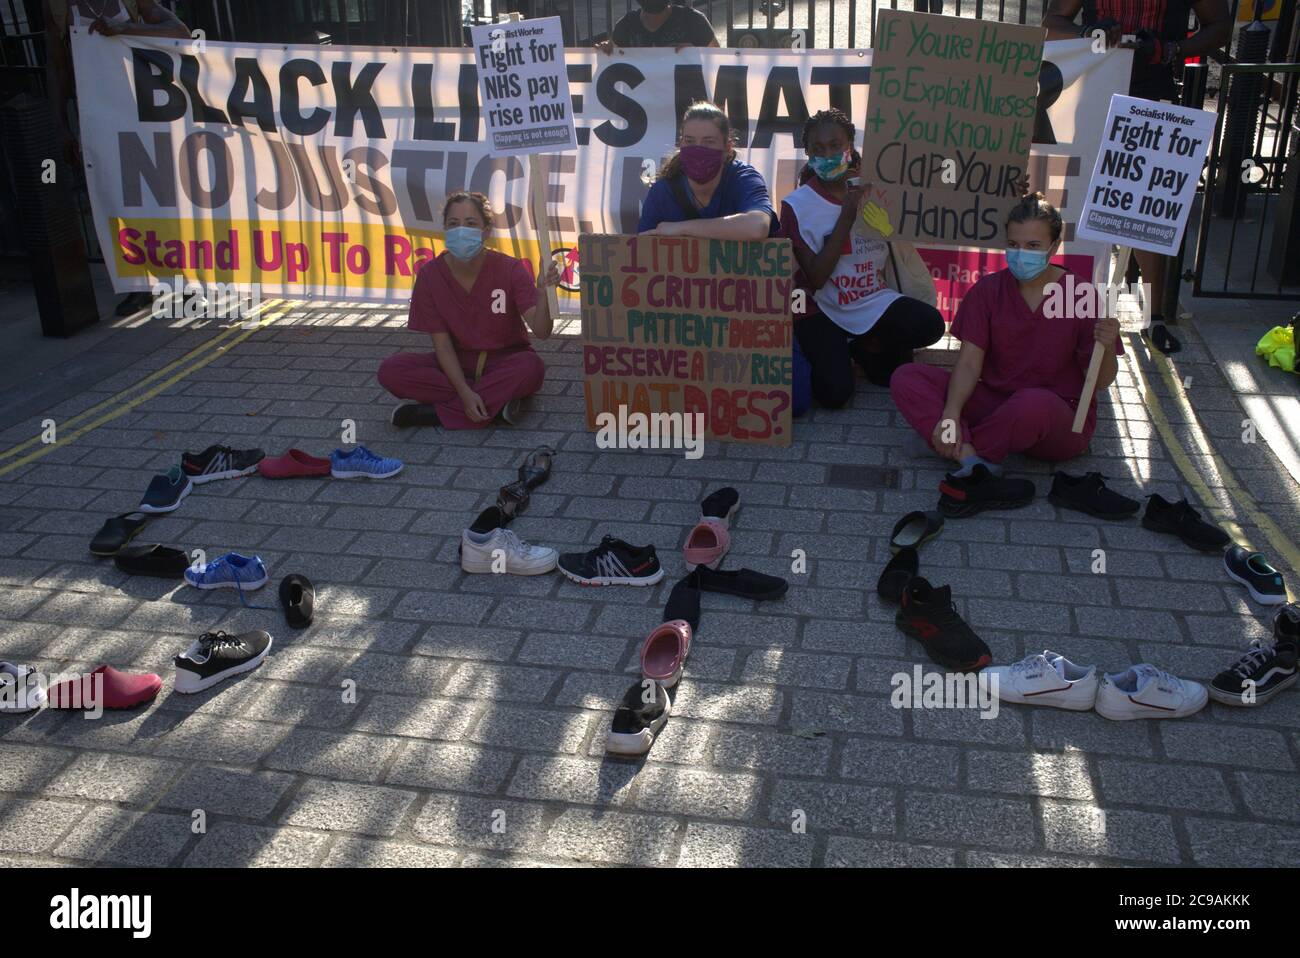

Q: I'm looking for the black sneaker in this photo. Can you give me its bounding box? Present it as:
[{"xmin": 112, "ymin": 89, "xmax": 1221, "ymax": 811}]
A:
[
  {"xmin": 877, "ymin": 546, "xmax": 918, "ymax": 605},
  {"xmin": 1049, "ymin": 471, "xmax": 1140, "ymax": 519},
  {"xmin": 114, "ymin": 544, "xmax": 189, "ymax": 579},
  {"xmin": 606, "ymin": 679, "xmax": 670, "ymax": 756},
  {"xmin": 1141, "ymin": 494, "xmax": 1230, "ymax": 552},
  {"xmin": 692, "ymin": 565, "xmax": 789, "ymax": 600},
  {"xmin": 1143, "ymin": 320, "xmax": 1182, "ymax": 355},
  {"xmin": 1222, "ymin": 545, "xmax": 1287, "ymax": 606},
  {"xmin": 1208, "ymin": 636, "xmax": 1298, "ymax": 707},
  {"xmin": 182, "ymin": 445, "xmax": 264, "ymax": 484},
  {"xmin": 138, "ymin": 466, "xmax": 192, "ymax": 514},
  {"xmin": 895, "ymin": 578, "xmax": 992, "ymax": 672},
  {"xmin": 391, "ymin": 403, "xmax": 440, "ymax": 428},
  {"xmin": 174, "ymin": 630, "xmax": 273, "ymax": 694},
  {"xmin": 559, "ymin": 536, "xmax": 663, "ymax": 586},
  {"xmin": 937, "ymin": 464, "xmax": 1035, "ymax": 518},
  {"xmin": 279, "ymin": 574, "xmax": 314, "ymax": 629},
  {"xmin": 1275, "ymin": 603, "xmax": 1300, "ymax": 644},
  {"xmin": 700, "ymin": 487, "xmax": 740, "ymax": 525}
]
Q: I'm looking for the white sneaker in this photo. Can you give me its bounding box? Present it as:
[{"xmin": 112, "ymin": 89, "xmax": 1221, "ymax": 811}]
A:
[
  {"xmin": 1094, "ymin": 664, "xmax": 1208, "ymax": 720},
  {"xmin": 460, "ymin": 526, "xmax": 557, "ymax": 575},
  {"xmin": 0, "ymin": 662, "xmax": 46, "ymax": 713},
  {"xmin": 986, "ymin": 650, "xmax": 1098, "ymax": 710}
]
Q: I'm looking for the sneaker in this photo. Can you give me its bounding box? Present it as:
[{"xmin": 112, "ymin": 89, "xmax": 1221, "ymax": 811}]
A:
[
  {"xmin": 279, "ymin": 574, "xmax": 314, "ymax": 629},
  {"xmin": 606, "ymin": 679, "xmax": 671, "ymax": 756},
  {"xmin": 330, "ymin": 445, "xmax": 403, "ymax": 479},
  {"xmin": 700, "ymin": 487, "xmax": 740, "ymax": 526},
  {"xmin": 1208, "ymin": 636, "xmax": 1298, "ymax": 707},
  {"xmin": 1222, "ymin": 544, "xmax": 1287, "ymax": 605},
  {"xmin": 877, "ymin": 545, "xmax": 918, "ymax": 605},
  {"xmin": 138, "ymin": 466, "xmax": 192, "ymax": 514},
  {"xmin": 889, "ymin": 510, "xmax": 944, "ymax": 552},
  {"xmin": 184, "ymin": 552, "xmax": 268, "ymax": 591},
  {"xmin": 684, "ymin": 518, "xmax": 730, "ymax": 571},
  {"xmin": 985, "ymin": 651, "xmax": 1098, "ymax": 710},
  {"xmin": 461, "ymin": 527, "xmax": 558, "ymax": 575},
  {"xmin": 114, "ymin": 543, "xmax": 190, "ymax": 579},
  {"xmin": 1276, "ymin": 603, "xmax": 1300, "ymax": 644},
  {"xmin": 174, "ymin": 630, "xmax": 273, "ymax": 694},
  {"xmin": 46, "ymin": 665, "xmax": 162, "ymax": 710},
  {"xmin": 181, "ymin": 444, "xmax": 264, "ymax": 484},
  {"xmin": 0, "ymin": 662, "xmax": 46, "ymax": 713},
  {"xmin": 895, "ymin": 578, "xmax": 992, "ymax": 672},
  {"xmin": 258, "ymin": 448, "xmax": 331, "ymax": 479},
  {"xmin": 391, "ymin": 403, "xmax": 440, "ymax": 428},
  {"xmin": 498, "ymin": 398, "xmax": 524, "ymax": 425},
  {"xmin": 558, "ymin": 536, "xmax": 663, "ymax": 586},
  {"xmin": 640, "ymin": 620, "xmax": 692, "ymax": 688},
  {"xmin": 1142, "ymin": 494, "xmax": 1230, "ymax": 552},
  {"xmin": 1049, "ymin": 471, "xmax": 1141, "ymax": 519},
  {"xmin": 1094, "ymin": 664, "xmax": 1208, "ymax": 720},
  {"xmin": 937, "ymin": 464, "xmax": 1035, "ymax": 518},
  {"xmin": 692, "ymin": 565, "xmax": 789, "ymax": 600}
]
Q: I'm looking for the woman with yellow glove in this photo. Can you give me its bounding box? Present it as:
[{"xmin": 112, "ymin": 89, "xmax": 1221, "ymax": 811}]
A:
[{"xmin": 777, "ymin": 109, "xmax": 944, "ymax": 411}]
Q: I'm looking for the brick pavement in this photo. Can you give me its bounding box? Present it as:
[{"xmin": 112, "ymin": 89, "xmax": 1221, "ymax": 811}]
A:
[{"xmin": 0, "ymin": 304, "xmax": 1298, "ymax": 868}]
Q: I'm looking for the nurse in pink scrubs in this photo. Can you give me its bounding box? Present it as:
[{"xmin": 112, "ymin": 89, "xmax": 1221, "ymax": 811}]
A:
[
  {"xmin": 891, "ymin": 193, "xmax": 1122, "ymax": 467},
  {"xmin": 379, "ymin": 191, "xmax": 560, "ymax": 430}
]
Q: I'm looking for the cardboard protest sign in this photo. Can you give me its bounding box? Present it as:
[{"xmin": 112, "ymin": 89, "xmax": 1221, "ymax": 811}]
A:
[
  {"xmin": 858, "ymin": 11, "xmax": 1044, "ymax": 249},
  {"xmin": 469, "ymin": 16, "xmax": 576, "ymax": 155},
  {"xmin": 580, "ymin": 235, "xmax": 794, "ymax": 447},
  {"xmin": 1076, "ymin": 95, "xmax": 1215, "ymax": 255}
]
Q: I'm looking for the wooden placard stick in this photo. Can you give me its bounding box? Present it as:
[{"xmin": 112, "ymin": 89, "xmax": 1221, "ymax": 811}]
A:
[
  {"xmin": 1072, "ymin": 342, "xmax": 1105, "ymax": 433},
  {"xmin": 528, "ymin": 153, "xmax": 561, "ymax": 321}
]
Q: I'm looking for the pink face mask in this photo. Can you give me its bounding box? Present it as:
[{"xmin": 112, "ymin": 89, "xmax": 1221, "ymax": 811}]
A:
[{"xmin": 678, "ymin": 144, "xmax": 724, "ymax": 184}]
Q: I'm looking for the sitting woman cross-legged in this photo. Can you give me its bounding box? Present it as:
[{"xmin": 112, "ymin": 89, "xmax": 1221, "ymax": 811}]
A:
[
  {"xmin": 890, "ymin": 193, "xmax": 1122, "ymax": 475},
  {"xmin": 378, "ymin": 191, "xmax": 560, "ymax": 429},
  {"xmin": 780, "ymin": 109, "xmax": 945, "ymax": 413}
]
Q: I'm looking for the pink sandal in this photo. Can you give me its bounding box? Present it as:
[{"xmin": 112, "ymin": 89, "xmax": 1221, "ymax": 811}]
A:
[
  {"xmin": 640, "ymin": 620, "xmax": 693, "ymax": 688},
  {"xmin": 684, "ymin": 519, "xmax": 729, "ymax": 571}
]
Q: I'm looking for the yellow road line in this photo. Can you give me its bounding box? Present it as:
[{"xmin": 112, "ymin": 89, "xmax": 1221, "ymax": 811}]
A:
[
  {"xmin": 0, "ymin": 310, "xmax": 284, "ymax": 480},
  {"xmin": 1125, "ymin": 332, "xmax": 1299, "ymax": 602},
  {"xmin": 0, "ymin": 299, "xmax": 283, "ymax": 463}
]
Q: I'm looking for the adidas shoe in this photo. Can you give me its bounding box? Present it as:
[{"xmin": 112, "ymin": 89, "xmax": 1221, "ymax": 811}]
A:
[
  {"xmin": 558, "ymin": 536, "xmax": 663, "ymax": 586},
  {"xmin": 895, "ymin": 578, "xmax": 991, "ymax": 672},
  {"xmin": 460, "ymin": 527, "xmax": 557, "ymax": 575},
  {"xmin": 182, "ymin": 444, "xmax": 265, "ymax": 484},
  {"xmin": 1094, "ymin": 664, "xmax": 1208, "ymax": 720},
  {"xmin": 985, "ymin": 651, "xmax": 1098, "ymax": 710},
  {"xmin": 174, "ymin": 630, "xmax": 273, "ymax": 693},
  {"xmin": 184, "ymin": 552, "xmax": 269, "ymax": 591},
  {"xmin": 330, "ymin": 445, "xmax": 403, "ymax": 479}
]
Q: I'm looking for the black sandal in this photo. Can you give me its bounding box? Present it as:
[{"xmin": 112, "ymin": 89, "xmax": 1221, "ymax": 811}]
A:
[
  {"xmin": 496, "ymin": 480, "xmax": 530, "ymax": 522},
  {"xmin": 89, "ymin": 512, "xmax": 150, "ymax": 557},
  {"xmin": 518, "ymin": 446, "xmax": 555, "ymax": 491}
]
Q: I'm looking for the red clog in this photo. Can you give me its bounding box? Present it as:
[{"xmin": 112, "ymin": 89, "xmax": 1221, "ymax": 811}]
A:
[
  {"xmin": 46, "ymin": 665, "xmax": 162, "ymax": 710},
  {"xmin": 258, "ymin": 449, "xmax": 331, "ymax": 479}
]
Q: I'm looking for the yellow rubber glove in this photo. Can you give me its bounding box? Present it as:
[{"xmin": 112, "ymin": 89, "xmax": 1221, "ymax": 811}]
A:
[{"xmin": 862, "ymin": 201, "xmax": 894, "ymax": 238}]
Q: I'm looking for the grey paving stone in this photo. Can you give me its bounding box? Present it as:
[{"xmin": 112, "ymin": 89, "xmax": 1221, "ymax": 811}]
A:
[
  {"xmin": 183, "ymin": 822, "xmax": 329, "ymax": 867},
  {"xmin": 1030, "ymin": 709, "xmax": 1156, "ymax": 758},
  {"xmin": 45, "ymin": 752, "xmax": 183, "ymax": 805},
  {"xmin": 672, "ymin": 680, "xmax": 785, "ymax": 726},
  {"xmin": 1184, "ymin": 818, "xmax": 1300, "ymax": 867},
  {"xmin": 541, "ymin": 809, "xmax": 679, "ymax": 865},
  {"xmin": 709, "ymin": 728, "xmax": 833, "ymax": 775},
  {"xmin": 741, "ymin": 648, "xmax": 853, "ymax": 690},
  {"xmin": 265, "ymin": 729, "xmax": 400, "ymax": 783},
  {"xmin": 151, "ymin": 716, "xmax": 291, "ymax": 765},
  {"xmin": 1097, "ymin": 759, "xmax": 1234, "ymax": 812},
  {"xmin": 0, "ymin": 798, "xmax": 86, "ymax": 855},
  {"xmin": 678, "ymin": 822, "xmax": 815, "ymax": 867},
  {"xmin": 824, "ymin": 836, "xmax": 956, "ymax": 867},
  {"xmin": 1040, "ymin": 801, "xmax": 1181, "ymax": 863},
  {"xmin": 789, "ymin": 691, "xmax": 905, "ymax": 736},
  {"xmin": 384, "ymin": 740, "xmax": 516, "ymax": 794},
  {"xmin": 769, "ymin": 779, "xmax": 895, "ymax": 835},
  {"xmin": 1236, "ymin": 771, "xmax": 1300, "ymax": 822},
  {"xmin": 839, "ymin": 739, "xmax": 959, "ymax": 787},
  {"xmin": 506, "ymin": 755, "xmax": 638, "ymax": 807},
  {"xmin": 157, "ymin": 765, "xmax": 296, "ymax": 819},
  {"xmin": 1159, "ymin": 722, "xmax": 1294, "ymax": 771},
  {"xmin": 966, "ymin": 749, "xmax": 1095, "ymax": 800},
  {"xmin": 467, "ymin": 705, "xmax": 591, "ymax": 754},
  {"xmin": 54, "ymin": 808, "xmax": 193, "ymax": 866},
  {"xmin": 0, "ymin": 743, "xmax": 72, "ymax": 794},
  {"xmin": 411, "ymin": 794, "xmax": 549, "ymax": 852},
  {"xmin": 353, "ymin": 694, "xmax": 478, "ymax": 741},
  {"xmin": 904, "ymin": 792, "xmax": 1036, "ymax": 850},
  {"xmin": 632, "ymin": 766, "xmax": 763, "ymax": 821},
  {"xmin": 912, "ymin": 706, "xmax": 1028, "ymax": 747},
  {"xmin": 280, "ymin": 779, "xmax": 418, "ymax": 836},
  {"xmin": 325, "ymin": 837, "xmax": 461, "ymax": 868}
]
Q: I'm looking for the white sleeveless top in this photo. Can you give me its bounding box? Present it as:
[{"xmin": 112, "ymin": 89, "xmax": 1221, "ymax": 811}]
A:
[
  {"xmin": 784, "ymin": 181, "xmax": 901, "ymax": 336},
  {"xmin": 69, "ymin": 0, "xmax": 133, "ymax": 27}
]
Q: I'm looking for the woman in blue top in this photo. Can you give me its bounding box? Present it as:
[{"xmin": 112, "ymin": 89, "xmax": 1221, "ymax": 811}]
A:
[{"xmin": 638, "ymin": 101, "xmax": 779, "ymax": 240}]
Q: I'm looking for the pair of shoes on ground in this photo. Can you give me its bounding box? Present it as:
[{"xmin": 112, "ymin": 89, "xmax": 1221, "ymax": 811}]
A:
[
  {"xmin": 684, "ymin": 487, "xmax": 740, "ymax": 571},
  {"xmin": 139, "ymin": 445, "xmax": 266, "ymax": 513},
  {"xmin": 1207, "ymin": 604, "xmax": 1299, "ymax": 707},
  {"xmin": 391, "ymin": 398, "xmax": 527, "ymax": 429},
  {"xmin": 989, "ymin": 652, "xmax": 1208, "ymax": 719},
  {"xmin": 258, "ymin": 446, "xmax": 402, "ymax": 479},
  {"xmin": 495, "ymin": 447, "xmax": 555, "ymax": 522}
]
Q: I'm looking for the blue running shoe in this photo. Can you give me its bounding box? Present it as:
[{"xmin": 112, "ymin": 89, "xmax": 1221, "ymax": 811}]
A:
[
  {"xmin": 330, "ymin": 445, "xmax": 403, "ymax": 479},
  {"xmin": 184, "ymin": 552, "xmax": 269, "ymax": 592}
]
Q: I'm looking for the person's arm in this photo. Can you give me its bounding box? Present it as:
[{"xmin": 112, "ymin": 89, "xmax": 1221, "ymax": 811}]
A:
[
  {"xmin": 934, "ymin": 340, "xmax": 986, "ymax": 458},
  {"xmin": 788, "ymin": 182, "xmax": 867, "ymax": 290},
  {"xmin": 520, "ymin": 259, "xmax": 561, "ymax": 340},
  {"xmin": 649, "ymin": 209, "xmax": 770, "ymax": 240},
  {"xmin": 1180, "ymin": 0, "xmax": 1231, "ymax": 58},
  {"xmin": 429, "ymin": 331, "xmax": 489, "ymax": 423},
  {"xmin": 1084, "ymin": 317, "xmax": 1120, "ymax": 391},
  {"xmin": 93, "ymin": 0, "xmax": 190, "ymax": 38},
  {"xmin": 1043, "ymin": 0, "xmax": 1090, "ymax": 40}
]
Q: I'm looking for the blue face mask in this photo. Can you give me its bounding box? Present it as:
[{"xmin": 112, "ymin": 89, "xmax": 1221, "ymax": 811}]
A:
[
  {"xmin": 1006, "ymin": 247, "xmax": 1050, "ymax": 281},
  {"xmin": 445, "ymin": 226, "xmax": 484, "ymax": 261},
  {"xmin": 807, "ymin": 150, "xmax": 852, "ymax": 182}
]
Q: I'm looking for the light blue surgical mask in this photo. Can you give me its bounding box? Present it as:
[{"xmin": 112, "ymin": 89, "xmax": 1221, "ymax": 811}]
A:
[
  {"xmin": 445, "ymin": 226, "xmax": 484, "ymax": 261},
  {"xmin": 807, "ymin": 149, "xmax": 852, "ymax": 182},
  {"xmin": 1006, "ymin": 247, "xmax": 1050, "ymax": 281}
]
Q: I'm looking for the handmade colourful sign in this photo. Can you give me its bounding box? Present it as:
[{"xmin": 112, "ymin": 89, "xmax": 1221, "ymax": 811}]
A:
[
  {"xmin": 858, "ymin": 11, "xmax": 1044, "ymax": 249},
  {"xmin": 580, "ymin": 235, "xmax": 794, "ymax": 447}
]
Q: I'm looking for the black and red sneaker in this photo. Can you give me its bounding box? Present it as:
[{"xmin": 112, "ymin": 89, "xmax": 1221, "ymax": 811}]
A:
[
  {"xmin": 895, "ymin": 578, "xmax": 992, "ymax": 672},
  {"xmin": 938, "ymin": 464, "xmax": 1035, "ymax": 518},
  {"xmin": 558, "ymin": 536, "xmax": 664, "ymax": 586}
]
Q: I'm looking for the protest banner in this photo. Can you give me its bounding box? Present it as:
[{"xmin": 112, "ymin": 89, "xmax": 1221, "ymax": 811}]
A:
[
  {"xmin": 857, "ymin": 11, "xmax": 1045, "ymax": 249},
  {"xmin": 1075, "ymin": 94, "xmax": 1215, "ymax": 256},
  {"xmin": 580, "ymin": 234, "xmax": 794, "ymax": 447},
  {"xmin": 469, "ymin": 15, "xmax": 574, "ymax": 322},
  {"xmin": 71, "ymin": 34, "xmax": 1122, "ymax": 310}
]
